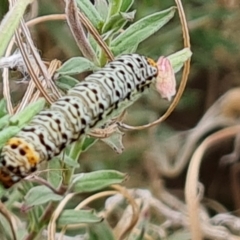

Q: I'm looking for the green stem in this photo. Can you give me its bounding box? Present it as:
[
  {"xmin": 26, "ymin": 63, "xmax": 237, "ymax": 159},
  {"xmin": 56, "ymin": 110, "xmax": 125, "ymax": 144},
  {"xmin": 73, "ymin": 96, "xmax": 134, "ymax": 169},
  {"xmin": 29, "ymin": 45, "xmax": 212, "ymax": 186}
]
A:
[{"xmin": 62, "ymin": 136, "xmax": 86, "ymax": 185}]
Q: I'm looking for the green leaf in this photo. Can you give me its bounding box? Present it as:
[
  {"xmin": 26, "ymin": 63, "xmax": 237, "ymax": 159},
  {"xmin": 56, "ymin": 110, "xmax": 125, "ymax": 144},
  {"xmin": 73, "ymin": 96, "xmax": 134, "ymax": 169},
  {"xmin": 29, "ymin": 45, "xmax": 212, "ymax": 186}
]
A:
[
  {"xmin": 110, "ymin": 7, "xmax": 176, "ymax": 56},
  {"xmin": 102, "ymin": 10, "xmax": 136, "ymax": 34},
  {"xmin": 72, "ymin": 170, "xmax": 126, "ymax": 193},
  {"xmin": 25, "ymin": 186, "xmax": 63, "ymax": 207},
  {"xmin": 108, "ymin": 0, "xmax": 122, "ymax": 17},
  {"xmin": 0, "ymin": 0, "xmax": 34, "ymax": 57},
  {"xmin": 63, "ymin": 155, "xmax": 80, "ymax": 168},
  {"xmin": 0, "ymin": 99, "xmax": 7, "ymax": 118},
  {"xmin": 56, "ymin": 75, "xmax": 79, "ymax": 91},
  {"xmin": 87, "ymin": 221, "xmax": 115, "ymax": 240},
  {"xmin": 47, "ymin": 158, "xmax": 63, "ymax": 188},
  {"xmin": 58, "ymin": 209, "xmax": 102, "ymax": 226},
  {"xmin": 167, "ymin": 48, "xmax": 192, "ymax": 73},
  {"xmin": 121, "ymin": 0, "xmax": 134, "ymax": 12},
  {"xmin": 0, "ymin": 114, "xmax": 10, "ymax": 130},
  {"xmin": 9, "ymin": 98, "xmax": 46, "ymax": 127},
  {"xmin": 0, "ymin": 126, "xmax": 21, "ymax": 148},
  {"xmin": 100, "ymin": 128, "xmax": 124, "ymax": 153},
  {"xmin": 94, "ymin": 0, "xmax": 109, "ymax": 20},
  {"xmin": 102, "ymin": 13, "xmax": 126, "ymax": 34},
  {"xmin": 76, "ymin": 0, "xmax": 103, "ymax": 31},
  {"xmin": 57, "ymin": 57, "xmax": 99, "ymax": 75},
  {"xmin": 81, "ymin": 137, "xmax": 98, "ymax": 152}
]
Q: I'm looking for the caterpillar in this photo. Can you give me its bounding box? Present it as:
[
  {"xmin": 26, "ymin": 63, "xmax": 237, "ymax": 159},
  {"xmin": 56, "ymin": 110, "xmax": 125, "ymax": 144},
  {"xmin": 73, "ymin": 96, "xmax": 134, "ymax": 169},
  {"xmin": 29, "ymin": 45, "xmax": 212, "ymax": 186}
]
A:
[{"xmin": 0, "ymin": 53, "xmax": 159, "ymax": 188}]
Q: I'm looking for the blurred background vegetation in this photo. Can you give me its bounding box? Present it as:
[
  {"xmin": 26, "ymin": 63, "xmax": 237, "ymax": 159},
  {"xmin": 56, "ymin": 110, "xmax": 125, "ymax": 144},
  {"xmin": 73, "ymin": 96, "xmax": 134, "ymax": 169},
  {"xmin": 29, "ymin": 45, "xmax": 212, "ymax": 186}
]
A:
[{"xmin": 1, "ymin": 0, "xmax": 240, "ymax": 232}]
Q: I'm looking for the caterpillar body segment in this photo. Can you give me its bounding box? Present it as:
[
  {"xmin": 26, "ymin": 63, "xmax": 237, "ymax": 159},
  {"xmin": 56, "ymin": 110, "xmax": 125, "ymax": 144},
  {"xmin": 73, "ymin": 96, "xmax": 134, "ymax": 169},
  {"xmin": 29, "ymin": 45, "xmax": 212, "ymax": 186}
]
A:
[{"xmin": 0, "ymin": 54, "xmax": 158, "ymax": 188}]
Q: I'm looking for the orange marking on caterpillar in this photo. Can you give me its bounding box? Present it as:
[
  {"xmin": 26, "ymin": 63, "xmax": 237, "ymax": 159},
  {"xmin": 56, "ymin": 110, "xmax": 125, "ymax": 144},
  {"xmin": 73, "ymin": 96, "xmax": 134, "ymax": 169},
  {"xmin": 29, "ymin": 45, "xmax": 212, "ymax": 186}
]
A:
[
  {"xmin": 7, "ymin": 138, "xmax": 40, "ymax": 165},
  {"xmin": 147, "ymin": 58, "xmax": 157, "ymax": 68}
]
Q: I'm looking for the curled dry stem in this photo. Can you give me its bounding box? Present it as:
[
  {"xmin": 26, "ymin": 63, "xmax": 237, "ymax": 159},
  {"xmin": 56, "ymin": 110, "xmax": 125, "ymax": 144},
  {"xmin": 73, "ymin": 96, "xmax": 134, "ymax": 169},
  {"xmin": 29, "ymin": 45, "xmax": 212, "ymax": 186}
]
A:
[
  {"xmin": 185, "ymin": 125, "xmax": 240, "ymax": 240},
  {"xmin": 111, "ymin": 185, "xmax": 140, "ymax": 240}
]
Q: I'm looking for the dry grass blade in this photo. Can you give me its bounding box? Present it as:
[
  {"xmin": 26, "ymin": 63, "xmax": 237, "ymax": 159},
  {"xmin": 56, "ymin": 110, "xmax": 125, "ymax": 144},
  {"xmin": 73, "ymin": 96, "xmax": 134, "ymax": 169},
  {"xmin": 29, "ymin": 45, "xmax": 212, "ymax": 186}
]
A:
[
  {"xmin": 48, "ymin": 192, "xmax": 76, "ymax": 240},
  {"xmin": 117, "ymin": 0, "xmax": 191, "ymax": 131},
  {"xmin": 111, "ymin": 185, "xmax": 140, "ymax": 240},
  {"xmin": 0, "ymin": 201, "xmax": 17, "ymax": 240},
  {"xmin": 185, "ymin": 125, "xmax": 240, "ymax": 240},
  {"xmin": 2, "ymin": 38, "xmax": 15, "ymax": 114}
]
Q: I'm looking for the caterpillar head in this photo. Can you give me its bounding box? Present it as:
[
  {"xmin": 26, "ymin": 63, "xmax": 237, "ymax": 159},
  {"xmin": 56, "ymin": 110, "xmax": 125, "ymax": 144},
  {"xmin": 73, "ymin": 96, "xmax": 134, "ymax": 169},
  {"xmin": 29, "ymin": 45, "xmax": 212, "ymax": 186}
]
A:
[{"xmin": 0, "ymin": 137, "xmax": 40, "ymax": 188}]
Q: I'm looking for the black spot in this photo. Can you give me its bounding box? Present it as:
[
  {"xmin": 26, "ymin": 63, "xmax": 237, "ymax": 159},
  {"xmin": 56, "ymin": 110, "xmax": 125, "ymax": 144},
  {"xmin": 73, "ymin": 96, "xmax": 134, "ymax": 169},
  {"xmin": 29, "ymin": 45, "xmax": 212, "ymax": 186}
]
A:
[
  {"xmin": 109, "ymin": 77, "xmax": 114, "ymax": 82},
  {"xmin": 127, "ymin": 82, "xmax": 131, "ymax": 90},
  {"xmin": 80, "ymin": 128, "xmax": 85, "ymax": 134},
  {"xmin": 30, "ymin": 166, "xmax": 37, "ymax": 172},
  {"xmin": 64, "ymin": 98, "xmax": 70, "ymax": 102},
  {"xmin": 41, "ymin": 112, "xmax": 52, "ymax": 117},
  {"xmin": 62, "ymin": 133, "xmax": 68, "ymax": 141},
  {"xmin": 126, "ymin": 92, "xmax": 131, "ymax": 100},
  {"xmin": 92, "ymin": 88, "xmax": 98, "ymax": 94},
  {"xmin": 81, "ymin": 118, "xmax": 87, "ymax": 125},
  {"xmin": 127, "ymin": 62, "xmax": 134, "ymax": 69},
  {"xmin": 73, "ymin": 103, "xmax": 79, "ymax": 109},
  {"xmin": 99, "ymin": 103, "xmax": 104, "ymax": 111},
  {"xmin": 19, "ymin": 148, "xmax": 26, "ymax": 156},
  {"xmin": 7, "ymin": 165, "xmax": 14, "ymax": 172},
  {"xmin": 114, "ymin": 100, "xmax": 119, "ymax": 109},
  {"xmin": 1, "ymin": 159, "xmax": 6, "ymax": 166},
  {"xmin": 10, "ymin": 144, "xmax": 18, "ymax": 149},
  {"xmin": 98, "ymin": 113, "xmax": 103, "ymax": 121},
  {"xmin": 119, "ymin": 70, "xmax": 125, "ymax": 75},
  {"xmin": 59, "ymin": 143, "xmax": 66, "ymax": 152},
  {"xmin": 115, "ymin": 90, "xmax": 120, "ymax": 97}
]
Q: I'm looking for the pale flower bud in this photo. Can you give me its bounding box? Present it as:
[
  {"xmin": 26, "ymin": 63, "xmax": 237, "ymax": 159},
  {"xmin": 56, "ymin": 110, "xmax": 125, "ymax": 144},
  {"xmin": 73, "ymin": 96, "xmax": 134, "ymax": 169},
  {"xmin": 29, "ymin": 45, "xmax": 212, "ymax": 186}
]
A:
[{"xmin": 156, "ymin": 57, "xmax": 176, "ymax": 101}]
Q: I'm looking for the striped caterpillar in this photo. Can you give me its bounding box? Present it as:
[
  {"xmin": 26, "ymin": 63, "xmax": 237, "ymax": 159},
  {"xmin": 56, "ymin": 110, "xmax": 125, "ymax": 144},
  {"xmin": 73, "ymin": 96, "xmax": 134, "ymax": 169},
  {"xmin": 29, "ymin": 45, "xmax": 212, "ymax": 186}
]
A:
[{"xmin": 0, "ymin": 54, "xmax": 161, "ymax": 188}]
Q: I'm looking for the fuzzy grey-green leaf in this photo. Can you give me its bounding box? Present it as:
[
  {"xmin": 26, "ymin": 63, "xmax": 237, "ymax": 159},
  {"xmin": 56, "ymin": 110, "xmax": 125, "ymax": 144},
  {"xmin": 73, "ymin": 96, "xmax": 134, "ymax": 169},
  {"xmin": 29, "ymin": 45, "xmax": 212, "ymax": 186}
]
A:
[
  {"xmin": 94, "ymin": 0, "xmax": 109, "ymax": 20},
  {"xmin": 0, "ymin": 126, "xmax": 21, "ymax": 148},
  {"xmin": 56, "ymin": 75, "xmax": 79, "ymax": 91},
  {"xmin": 72, "ymin": 170, "xmax": 126, "ymax": 193},
  {"xmin": 111, "ymin": 7, "xmax": 176, "ymax": 56},
  {"xmin": 25, "ymin": 186, "xmax": 63, "ymax": 207},
  {"xmin": 167, "ymin": 48, "xmax": 192, "ymax": 73},
  {"xmin": 57, "ymin": 57, "xmax": 99, "ymax": 75},
  {"xmin": 88, "ymin": 221, "xmax": 115, "ymax": 240},
  {"xmin": 58, "ymin": 209, "xmax": 102, "ymax": 226},
  {"xmin": 76, "ymin": 0, "xmax": 103, "ymax": 30},
  {"xmin": 121, "ymin": 0, "xmax": 134, "ymax": 12},
  {"xmin": 9, "ymin": 98, "xmax": 46, "ymax": 127},
  {"xmin": 0, "ymin": 98, "xmax": 7, "ymax": 118}
]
